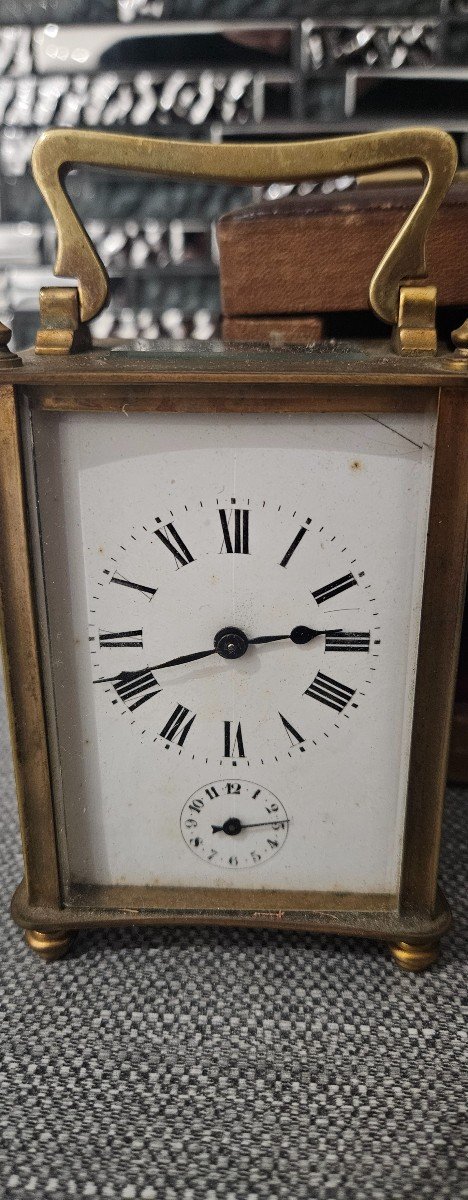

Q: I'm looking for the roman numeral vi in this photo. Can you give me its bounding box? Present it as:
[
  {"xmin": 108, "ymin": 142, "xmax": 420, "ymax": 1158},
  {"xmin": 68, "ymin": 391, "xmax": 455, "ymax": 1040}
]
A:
[{"xmin": 224, "ymin": 721, "xmax": 245, "ymax": 758}]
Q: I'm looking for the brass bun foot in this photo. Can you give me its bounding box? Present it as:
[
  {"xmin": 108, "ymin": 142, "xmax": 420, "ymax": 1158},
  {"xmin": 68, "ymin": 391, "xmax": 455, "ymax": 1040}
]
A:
[
  {"xmin": 24, "ymin": 928, "xmax": 73, "ymax": 962},
  {"xmin": 389, "ymin": 939, "xmax": 440, "ymax": 972}
]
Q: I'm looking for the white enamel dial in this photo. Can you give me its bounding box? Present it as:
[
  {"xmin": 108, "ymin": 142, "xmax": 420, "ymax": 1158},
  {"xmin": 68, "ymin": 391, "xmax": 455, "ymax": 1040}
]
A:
[
  {"xmin": 89, "ymin": 497, "xmax": 379, "ymax": 768},
  {"xmin": 26, "ymin": 407, "xmax": 437, "ymax": 896},
  {"xmin": 180, "ymin": 780, "xmax": 289, "ymax": 868}
]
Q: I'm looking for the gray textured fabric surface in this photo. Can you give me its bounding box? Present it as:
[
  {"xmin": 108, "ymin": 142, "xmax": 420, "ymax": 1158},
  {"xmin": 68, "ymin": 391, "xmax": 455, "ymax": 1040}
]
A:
[{"xmin": 0, "ymin": 671, "xmax": 467, "ymax": 1200}]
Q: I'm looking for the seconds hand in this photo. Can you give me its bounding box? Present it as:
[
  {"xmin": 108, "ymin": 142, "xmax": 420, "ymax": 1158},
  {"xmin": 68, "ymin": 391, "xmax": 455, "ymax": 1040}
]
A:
[{"xmin": 93, "ymin": 624, "xmax": 343, "ymax": 684}]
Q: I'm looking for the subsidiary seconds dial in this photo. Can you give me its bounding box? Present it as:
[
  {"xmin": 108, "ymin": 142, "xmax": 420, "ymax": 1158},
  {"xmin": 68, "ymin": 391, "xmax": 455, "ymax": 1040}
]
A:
[
  {"xmin": 181, "ymin": 780, "xmax": 289, "ymax": 868},
  {"xmin": 90, "ymin": 495, "xmax": 380, "ymax": 765}
]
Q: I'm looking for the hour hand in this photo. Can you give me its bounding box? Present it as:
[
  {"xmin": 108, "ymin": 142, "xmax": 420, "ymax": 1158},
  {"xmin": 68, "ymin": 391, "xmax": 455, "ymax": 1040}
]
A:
[
  {"xmin": 290, "ymin": 624, "xmax": 342, "ymax": 643},
  {"xmin": 249, "ymin": 625, "xmax": 342, "ymax": 647}
]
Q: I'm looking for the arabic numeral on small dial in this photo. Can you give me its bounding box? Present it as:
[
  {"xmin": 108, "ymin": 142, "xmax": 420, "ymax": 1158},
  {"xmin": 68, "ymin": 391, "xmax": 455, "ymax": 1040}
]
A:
[{"xmin": 188, "ymin": 796, "xmax": 204, "ymax": 815}]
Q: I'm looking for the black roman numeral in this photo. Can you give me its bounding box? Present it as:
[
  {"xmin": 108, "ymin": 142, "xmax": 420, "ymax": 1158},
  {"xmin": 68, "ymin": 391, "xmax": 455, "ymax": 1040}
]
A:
[
  {"xmin": 111, "ymin": 571, "xmax": 156, "ymax": 600},
  {"xmin": 160, "ymin": 704, "xmax": 196, "ymax": 745},
  {"xmin": 278, "ymin": 712, "xmax": 305, "ymax": 749},
  {"xmin": 279, "ymin": 525, "xmax": 308, "ymax": 568},
  {"xmin": 154, "ymin": 522, "xmax": 194, "ymax": 568},
  {"xmin": 99, "ymin": 629, "xmax": 143, "ymax": 650},
  {"xmin": 312, "ymin": 573, "xmax": 357, "ymax": 605},
  {"xmin": 219, "ymin": 508, "xmax": 249, "ymax": 554},
  {"xmin": 224, "ymin": 721, "xmax": 245, "ymax": 758},
  {"xmin": 325, "ymin": 631, "xmax": 370, "ymax": 652},
  {"xmin": 305, "ymin": 671, "xmax": 355, "ymax": 712},
  {"xmin": 113, "ymin": 669, "xmax": 161, "ymax": 711}
]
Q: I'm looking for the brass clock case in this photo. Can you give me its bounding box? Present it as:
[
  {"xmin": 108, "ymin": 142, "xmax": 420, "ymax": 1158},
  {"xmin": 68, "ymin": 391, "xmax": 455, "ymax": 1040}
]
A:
[{"xmin": 0, "ymin": 127, "xmax": 467, "ymax": 966}]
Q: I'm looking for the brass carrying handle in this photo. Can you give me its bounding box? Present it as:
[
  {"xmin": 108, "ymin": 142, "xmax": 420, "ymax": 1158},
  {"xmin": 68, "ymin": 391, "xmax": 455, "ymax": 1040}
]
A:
[{"xmin": 32, "ymin": 126, "xmax": 457, "ymax": 327}]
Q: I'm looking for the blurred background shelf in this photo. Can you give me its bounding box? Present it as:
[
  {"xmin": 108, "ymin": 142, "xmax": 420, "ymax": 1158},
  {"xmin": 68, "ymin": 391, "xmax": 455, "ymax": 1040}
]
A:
[{"xmin": 1, "ymin": 5, "xmax": 468, "ymax": 348}]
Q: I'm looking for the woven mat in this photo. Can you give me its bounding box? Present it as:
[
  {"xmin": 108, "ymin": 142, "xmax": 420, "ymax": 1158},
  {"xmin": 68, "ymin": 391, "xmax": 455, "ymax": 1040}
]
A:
[{"xmin": 1, "ymin": 680, "xmax": 467, "ymax": 1200}]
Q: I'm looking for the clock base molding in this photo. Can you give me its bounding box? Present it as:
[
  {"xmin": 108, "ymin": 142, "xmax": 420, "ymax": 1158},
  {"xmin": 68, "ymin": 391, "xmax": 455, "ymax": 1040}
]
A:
[{"xmin": 12, "ymin": 880, "xmax": 451, "ymax": 970}]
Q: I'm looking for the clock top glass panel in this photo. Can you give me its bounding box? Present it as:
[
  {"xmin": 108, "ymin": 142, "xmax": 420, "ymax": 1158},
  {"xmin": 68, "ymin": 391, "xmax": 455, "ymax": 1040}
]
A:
[{"xmin": 24, "ymin": 403, "xmax": 436, "ymax": 898}]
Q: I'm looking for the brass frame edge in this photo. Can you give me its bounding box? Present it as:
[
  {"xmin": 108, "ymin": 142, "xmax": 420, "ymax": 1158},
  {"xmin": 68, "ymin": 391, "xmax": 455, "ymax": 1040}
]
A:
[
  {"xmin": 400, "ymin": 386, "xmax": 468, "ymax": 912},
  {"xmin": 11, "ymin": 879, "xmax": 452, "ymax": 941},
  {"xmin": 0, "ymin": 385, "xmax": 60, "ymax": 908},
  {"xmin": 2, "ymin": 374, "xmax": 466, "ymax": 942}
]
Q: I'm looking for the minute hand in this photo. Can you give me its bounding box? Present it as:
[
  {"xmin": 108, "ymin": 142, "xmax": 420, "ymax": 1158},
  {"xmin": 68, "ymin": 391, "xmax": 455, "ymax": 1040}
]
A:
[{"xmin": 93, "ymin": 645, "xmax": 217, "ymax": 684}]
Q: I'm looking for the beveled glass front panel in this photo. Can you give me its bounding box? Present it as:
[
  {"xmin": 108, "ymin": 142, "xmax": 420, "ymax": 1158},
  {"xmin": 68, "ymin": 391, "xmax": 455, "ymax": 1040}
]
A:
[{"xmin": 23, "ymin": 404, "xmax": 436, "ymax": 898}]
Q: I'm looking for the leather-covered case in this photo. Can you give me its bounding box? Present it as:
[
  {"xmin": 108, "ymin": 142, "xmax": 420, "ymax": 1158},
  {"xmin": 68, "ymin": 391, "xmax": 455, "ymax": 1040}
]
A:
[{"xmin": 218, "ymin": 181, "xmax": 468, "ymax": 342}]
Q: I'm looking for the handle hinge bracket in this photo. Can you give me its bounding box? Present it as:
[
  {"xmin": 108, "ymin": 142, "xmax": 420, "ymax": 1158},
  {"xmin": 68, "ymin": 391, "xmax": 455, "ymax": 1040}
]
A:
[
  {"xmin": 35, "ymin": 287, "xmax": 91, "ymax": 356},
  {"xmin": 392, "ymin": 284, "xmax": 437, "ymax": 355}
]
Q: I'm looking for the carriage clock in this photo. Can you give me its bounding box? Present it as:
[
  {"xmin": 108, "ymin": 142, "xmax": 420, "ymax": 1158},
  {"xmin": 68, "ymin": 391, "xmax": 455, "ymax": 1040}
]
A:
[{"xmin": 1, "ymin": 126, "xmax": 467, "ymax": 968}]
